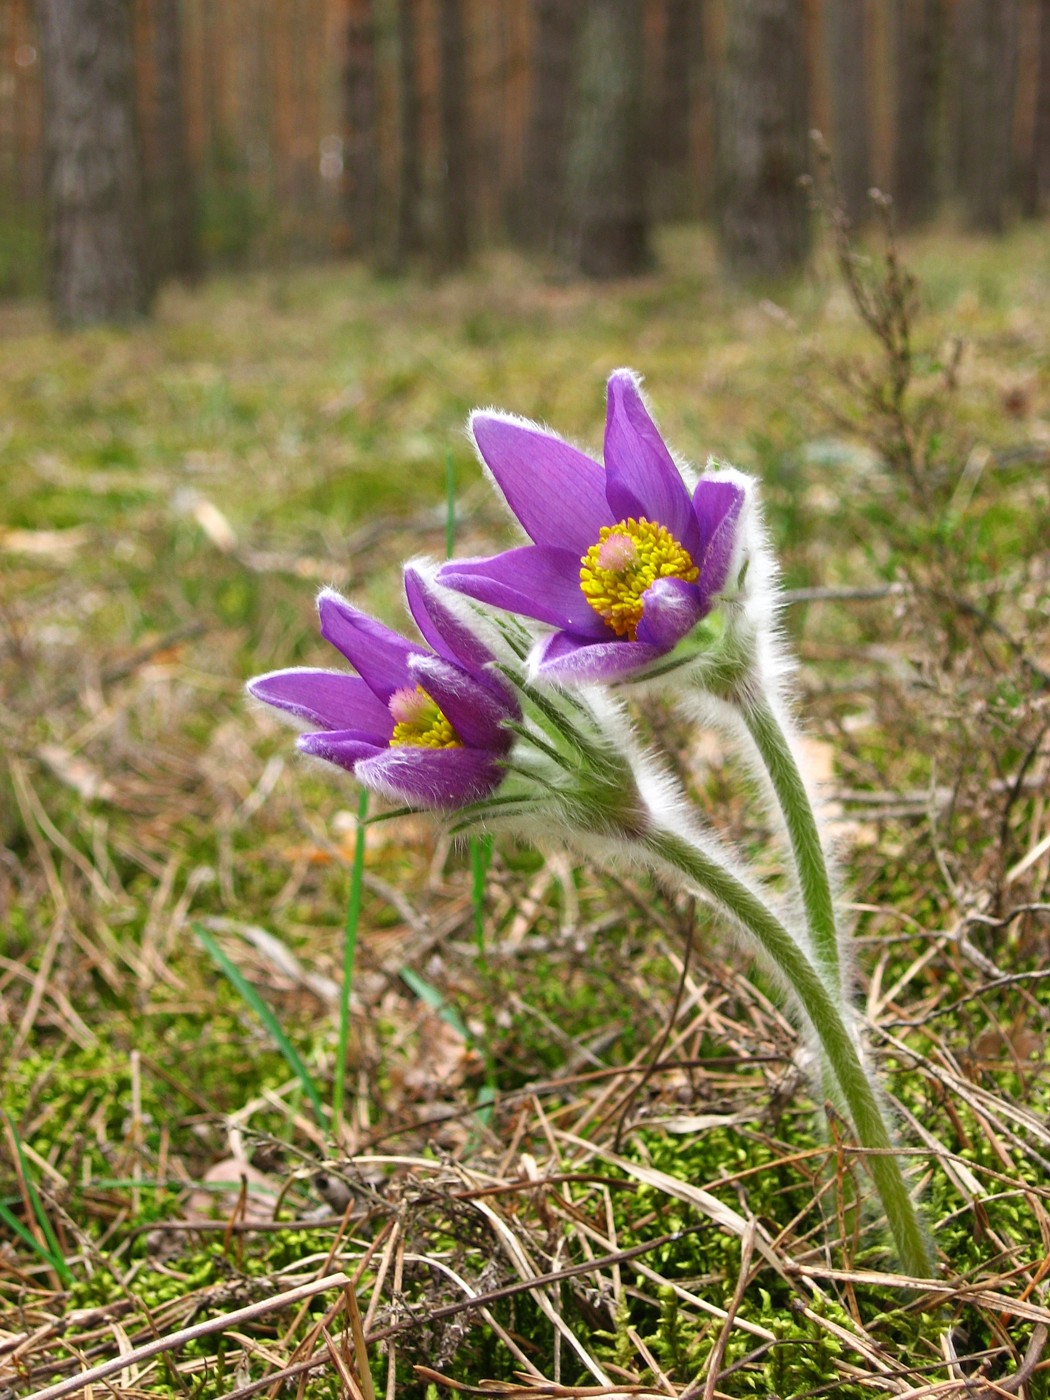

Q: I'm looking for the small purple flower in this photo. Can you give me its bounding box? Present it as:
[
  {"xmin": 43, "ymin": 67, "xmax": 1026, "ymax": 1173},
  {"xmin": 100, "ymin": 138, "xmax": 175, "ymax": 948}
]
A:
[
  {"xmin": 438, "ymin": 370, "xmax": 747, "ymax": 684},
  {"xmin": 247, "ymin": 567, "xmax": 518, "ymax": 809}
]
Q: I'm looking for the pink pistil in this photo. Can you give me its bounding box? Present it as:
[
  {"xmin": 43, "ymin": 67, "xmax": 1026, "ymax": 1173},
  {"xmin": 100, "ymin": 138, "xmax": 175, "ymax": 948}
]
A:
[
  {"xmin": 597, "ymin": 532, "xmax": 638, "ymax": 573},
  {"xmin": 388, "ymin": 686, "xmax": 428, "ymax": 724}
]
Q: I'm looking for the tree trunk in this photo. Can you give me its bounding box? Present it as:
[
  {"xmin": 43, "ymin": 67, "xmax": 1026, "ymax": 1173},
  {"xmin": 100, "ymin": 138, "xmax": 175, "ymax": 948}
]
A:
[
  {"xmin": 716, "ymin": 0, "xmax": 810, "ymax": 280},
  {"xmin": 437, "ymin": 0, "xmax": 470, "ymax": 270},
  {"xmin": 892, "ymin": 0, "xmax": 942, "ymax": 228},
  {"xmin": 1023, "ymin": 0, "xmax": 1050, "ymax": 215},
  {"xmin": 565, "ymin": 0, "xmax": 649, "ymax": 279},
  {"xmin": 955, "ymin": 0, "xmax": 1019, "ymax": 232},
  {"xmin": 151, "ymin": 0, "xmax": 199, "ymax": 283},
  {"xmin": 519, "ymin": 0, "xmax": 580, "ymax": 250},
  {"xmin": 345, "ymin": 0, "xmax": 379, "ymax": 254},
  {"xmin": 824, "ymin": 0, "xmax": 872, "ymax": 225},
  {"xmin": 650, "ymin": 0, "xmax": 705, "ymax": 219},
  {"xmin": 394, "ymin": 0, "xmax": 422, "ymax": 266},
  {"xmin": 36, "ymin": 0, "xmax": 151, "ymax": 325}
]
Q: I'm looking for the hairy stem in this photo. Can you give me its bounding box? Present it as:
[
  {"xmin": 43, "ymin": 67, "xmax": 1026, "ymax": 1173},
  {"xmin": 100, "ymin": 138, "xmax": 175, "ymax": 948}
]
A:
[
  {"xmin": 739, "ymin": 692, "xmax": 841, "ymax": 993},
  {"xmin": 645, "ymin": 825, "xmax": 934, "ymax": 1278}
]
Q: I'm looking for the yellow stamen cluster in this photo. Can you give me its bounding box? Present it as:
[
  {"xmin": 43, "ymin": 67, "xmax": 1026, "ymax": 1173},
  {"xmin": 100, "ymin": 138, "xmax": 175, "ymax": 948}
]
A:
[
  {"xmin": 580, "ymin": 517, "xmax": 698, "ymax": 641},
  {"xmin": 388, "ymin": 686, "xmax": 462, "ymax": 749}
]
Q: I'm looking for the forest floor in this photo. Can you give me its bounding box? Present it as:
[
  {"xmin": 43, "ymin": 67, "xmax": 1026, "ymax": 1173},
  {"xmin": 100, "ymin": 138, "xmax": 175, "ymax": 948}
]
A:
[{"xmin": 2, "ymin": 222, "xmax": 1050, "ymax": 1399}]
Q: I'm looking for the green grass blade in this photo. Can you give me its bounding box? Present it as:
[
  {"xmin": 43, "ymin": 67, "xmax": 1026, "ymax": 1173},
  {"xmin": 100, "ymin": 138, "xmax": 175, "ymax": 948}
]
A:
[
  {"xmin": 445, "ymin": 449, "xmax": 457, "ymax": 560},
  {"xmin": 471, "ymin": 832, "xmax": 493, "ymax": 959},
  {"xmin": 333, "ymin": 788, "xmax": 369, "ymax": 1136},
  {"xmin": 399, "ymin": 966, "xmax": 470, "ymax": 1041},
  {"xmin": 193, "ymin": 923, "xmax": 329, "ymax": 1130},
  {"xmin": 2, "ymin": 1113, "xmax": 73, "ymax": 1283},
  {"xmin": 468, "ymin": 830, "xmax": 499, "ymax": 1104},
  {"xmin": 0, "ymin": 1196, "xmax": 67, "ymax": 1275}
]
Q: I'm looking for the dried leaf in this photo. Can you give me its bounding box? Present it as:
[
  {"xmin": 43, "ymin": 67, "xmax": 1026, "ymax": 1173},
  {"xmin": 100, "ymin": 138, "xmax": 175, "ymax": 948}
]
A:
[
  {"xmin": 0, "ymin": 526, "xmax": 89, "ymax": 559},
  {"xmin": 37, "ymin": 743, "xmax": 116, "ymax": 803},
  {"xmin": 184, "ymin": 1159, "xmax": 279, "ymax": 1223}
]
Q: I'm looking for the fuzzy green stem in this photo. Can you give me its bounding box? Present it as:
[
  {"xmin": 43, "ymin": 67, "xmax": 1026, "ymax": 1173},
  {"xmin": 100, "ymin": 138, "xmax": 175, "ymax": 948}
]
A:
[
  {"xmin": 645, "ymin": 825, "xmax": 934, "ymax": 1278},
  {"xmin": 739, "ymin": 693, "xmax": 841, "ymax": 992}
]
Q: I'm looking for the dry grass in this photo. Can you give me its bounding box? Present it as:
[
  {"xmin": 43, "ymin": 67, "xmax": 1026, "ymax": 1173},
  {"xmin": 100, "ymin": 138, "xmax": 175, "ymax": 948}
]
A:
[{"xmin": 2, "ymin": 224, "xmax": 1050, "ymax": 1397}]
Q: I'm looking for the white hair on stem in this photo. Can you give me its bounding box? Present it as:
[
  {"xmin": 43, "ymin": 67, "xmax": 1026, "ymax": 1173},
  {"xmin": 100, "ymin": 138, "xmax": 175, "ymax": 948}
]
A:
[{"xmin": 674, "ymin": 469, "xmax": 856, "ymax": 1001}]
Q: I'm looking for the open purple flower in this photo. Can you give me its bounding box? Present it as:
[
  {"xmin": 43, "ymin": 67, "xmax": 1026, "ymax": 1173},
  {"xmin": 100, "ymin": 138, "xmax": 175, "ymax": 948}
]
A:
[
  {"xmin": 438, "ymin": 369, "xmax": 748, "ymax": 684},
  {"xmin": 247, "ymin": 567, "xmax": 518, "ymax": 809}
]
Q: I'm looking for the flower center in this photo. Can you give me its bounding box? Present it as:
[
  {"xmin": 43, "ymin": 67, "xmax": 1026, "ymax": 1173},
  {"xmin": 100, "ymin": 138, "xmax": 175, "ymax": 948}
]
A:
[
  {"xmin": 388, "ymin": 685, "xmax": 462, "ymax": 749},
  {"xmin": 580, "ymin": 517, "xmax": 698, "ymax": 641}
]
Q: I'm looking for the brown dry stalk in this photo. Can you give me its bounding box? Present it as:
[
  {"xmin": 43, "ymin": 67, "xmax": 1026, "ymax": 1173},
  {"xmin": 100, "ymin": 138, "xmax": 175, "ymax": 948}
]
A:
[
  {"xmin": 785, "ymin": 1264, "xmax": 1050, "ymax": 1325},
  {"xmin": 15, "ymin": 1228, "xmax": 709, "ymax": 1400},
  {"xmin": 320, "ymin": 1325, "xmax": 368, "ymax": 1400},
  {"xmin": 695, "ymin": 1222, "xmax": 756, "ymax": 1400},
  {"xmin": 18, "ymin": 1272, "xmax": 353, "ymax": 1400},
  {"xmin": 184, "ymin": 1228, "xmax": 711, "ymax": 1400},
  {"xmin": 412, "ymin": 1371, "xmax": 662, "ymax": 1398}
]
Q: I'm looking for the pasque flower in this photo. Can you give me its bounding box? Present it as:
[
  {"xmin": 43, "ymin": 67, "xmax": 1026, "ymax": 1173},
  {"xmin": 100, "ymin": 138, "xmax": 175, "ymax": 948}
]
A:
[
  {"xmin": 438, "ymin": 369, "xmax": 749, "ymax": 684},
  {"xmin": 241, "ymin": 370, "xmax": 935, "ymax": 1278},
  {"xmin": 247, "ymin": 566, "xmax": 518, "ymax": 809}
]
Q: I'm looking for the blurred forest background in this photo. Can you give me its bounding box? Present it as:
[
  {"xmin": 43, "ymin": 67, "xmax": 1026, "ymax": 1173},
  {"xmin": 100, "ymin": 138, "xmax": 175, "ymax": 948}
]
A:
[{"xmin": 2, "ymin": 0, "xmax": 1050, "ymax": 323}]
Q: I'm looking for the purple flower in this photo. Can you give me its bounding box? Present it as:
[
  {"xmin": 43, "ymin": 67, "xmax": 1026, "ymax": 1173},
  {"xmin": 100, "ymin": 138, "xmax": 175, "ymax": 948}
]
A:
[
  {"xmin": 247, "ymin": 567, "xmax": 518, "ymax": 809},
  {"xmin": 438, "ymin": 370, "xmax": 747, "ymax": 684}
]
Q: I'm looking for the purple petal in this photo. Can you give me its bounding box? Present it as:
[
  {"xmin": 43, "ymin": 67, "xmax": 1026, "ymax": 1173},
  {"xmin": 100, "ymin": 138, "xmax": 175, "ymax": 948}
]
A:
[
  {"xmin": 297, "ymin": 730, "xmax": 387, "ymax": 773},
  {"xmin": 603, "ymin": 370, "xmax": 698, "ymax": 556},
  {"xmin": 531, "ymin": 629, "xmax": 664, "ymax": 684},
  {"xmin": 692, "ymin": 478, "xmax": 745, "ymax": 600},
  {"xmin": 408, "ymin": 654, "xmax": 514, "ymax": 751},
  {"xmin": 403, "ymin": 565, "xmax": 494, "ymax": 671},
  {"xmin": 404, "ymin": 565, "xmax": 519, "ymax": 711},
  {"xmin": 317, "ymin": 589, "xmax": 422, "ymax": 702},
  {"xmin": 439, "ymin": 546, "xmax": 609, "ymax": 636},
  {"xmin": 635, "ymin": 578, "xmax": 705, "ymax": 651},
  {"xmin": 355, "ymin": 746, "xmax": 504, "ymax": 809},
  {"xmin": 470, "ymin": 411, "xmax": 614, "ymax": 554},
  {"xmin": 248, "ymin": 668, "xmax": 392, "ymax": 737}
]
